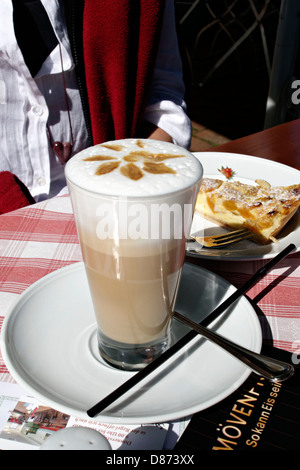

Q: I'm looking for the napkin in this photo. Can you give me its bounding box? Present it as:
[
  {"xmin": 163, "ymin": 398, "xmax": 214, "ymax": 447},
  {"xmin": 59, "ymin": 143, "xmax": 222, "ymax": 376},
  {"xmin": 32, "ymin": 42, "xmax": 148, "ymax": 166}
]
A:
[{"xmin": 0, "ymin": 171, "xmax": 35, "ymax": 215}]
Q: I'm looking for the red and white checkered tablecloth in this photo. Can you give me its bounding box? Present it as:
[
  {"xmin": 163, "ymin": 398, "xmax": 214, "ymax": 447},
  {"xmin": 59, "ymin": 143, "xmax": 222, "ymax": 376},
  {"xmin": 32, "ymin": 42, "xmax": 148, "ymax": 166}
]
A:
[{"xmin": 0, "ymin": 195, "xmax": 300, "ymax": 381}]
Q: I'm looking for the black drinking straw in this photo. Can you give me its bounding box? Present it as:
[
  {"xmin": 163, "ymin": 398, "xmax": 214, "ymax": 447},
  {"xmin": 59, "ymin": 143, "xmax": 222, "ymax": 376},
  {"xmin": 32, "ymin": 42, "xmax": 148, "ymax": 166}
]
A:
[{"xmin": 87, "ymin": 243, "xmax": 296, "ymax": 417}]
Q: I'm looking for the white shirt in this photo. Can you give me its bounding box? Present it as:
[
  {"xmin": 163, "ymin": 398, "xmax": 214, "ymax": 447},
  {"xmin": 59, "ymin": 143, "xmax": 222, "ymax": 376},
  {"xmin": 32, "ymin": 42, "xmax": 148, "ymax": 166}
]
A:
[{"xmin": 0, "ymin": 0, "xmax": 191, "ymax": 201}]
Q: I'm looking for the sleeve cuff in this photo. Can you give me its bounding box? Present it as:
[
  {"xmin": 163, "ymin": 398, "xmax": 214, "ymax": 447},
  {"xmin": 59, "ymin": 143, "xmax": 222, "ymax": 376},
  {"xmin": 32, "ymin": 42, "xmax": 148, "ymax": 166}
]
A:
[{"xmin": 143, "ymin": 100, "xmax": 192, "ymax": 150}]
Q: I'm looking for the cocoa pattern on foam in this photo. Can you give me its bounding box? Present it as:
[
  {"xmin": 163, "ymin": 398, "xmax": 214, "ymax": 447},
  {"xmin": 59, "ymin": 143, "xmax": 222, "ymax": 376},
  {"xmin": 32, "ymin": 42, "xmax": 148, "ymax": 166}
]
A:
[{"xmin": 84, "ymin": 140, "xmax": 186, "ymax": 180}]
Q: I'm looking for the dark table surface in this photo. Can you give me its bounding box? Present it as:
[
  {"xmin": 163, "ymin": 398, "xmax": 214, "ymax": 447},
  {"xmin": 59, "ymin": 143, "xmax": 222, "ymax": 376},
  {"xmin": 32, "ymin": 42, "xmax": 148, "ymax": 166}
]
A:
[{"xmin": 213, "ymin": 119, "xmax": 300, "ymax": 170}]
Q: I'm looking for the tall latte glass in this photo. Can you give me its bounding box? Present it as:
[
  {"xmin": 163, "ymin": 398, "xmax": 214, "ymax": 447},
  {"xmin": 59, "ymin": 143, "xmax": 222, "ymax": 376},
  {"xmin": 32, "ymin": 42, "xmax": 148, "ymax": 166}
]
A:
[{"xmin": 65, "ymin": 139, "xmax": 202, "ymax": 370}]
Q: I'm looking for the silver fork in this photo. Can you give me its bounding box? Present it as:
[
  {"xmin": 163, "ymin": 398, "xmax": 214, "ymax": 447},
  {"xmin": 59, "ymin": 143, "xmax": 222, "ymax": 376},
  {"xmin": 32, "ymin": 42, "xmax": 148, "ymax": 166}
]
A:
[{"xmin": 188, "ymin": 228, "xmax": 252, "ymax": 248}]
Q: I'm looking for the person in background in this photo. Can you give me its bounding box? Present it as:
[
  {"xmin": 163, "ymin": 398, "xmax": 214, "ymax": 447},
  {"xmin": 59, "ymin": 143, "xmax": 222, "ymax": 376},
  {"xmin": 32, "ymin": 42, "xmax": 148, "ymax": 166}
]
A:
[{"xmin": 0, "ymin": 0, "xmax": 191, "ymax": 213}]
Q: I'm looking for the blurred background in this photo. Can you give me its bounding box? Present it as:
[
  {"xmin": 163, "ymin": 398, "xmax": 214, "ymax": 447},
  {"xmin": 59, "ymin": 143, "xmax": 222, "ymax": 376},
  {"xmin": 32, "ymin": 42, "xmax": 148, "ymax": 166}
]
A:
[{"xmin": 174, "ymin": 0, "xmax": 300, "ymax": 148}]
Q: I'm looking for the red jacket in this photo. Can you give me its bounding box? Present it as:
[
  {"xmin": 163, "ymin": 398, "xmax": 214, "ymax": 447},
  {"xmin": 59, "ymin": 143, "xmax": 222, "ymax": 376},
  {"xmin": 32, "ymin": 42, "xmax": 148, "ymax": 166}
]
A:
[{"xmin": 0, "ymin": 172, "xmax": 36, "ymax": 215}]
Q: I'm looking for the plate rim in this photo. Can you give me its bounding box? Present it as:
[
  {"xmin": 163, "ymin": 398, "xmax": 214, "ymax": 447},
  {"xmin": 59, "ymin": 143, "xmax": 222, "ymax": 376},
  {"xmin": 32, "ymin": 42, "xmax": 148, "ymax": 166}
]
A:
[
  {"xmin": 193, "ymin": 151, "xmax": 300, "ymax": 178},
  {"xmin": 1, "ymin": 261, "xmax": 262, "ymax": 424}
]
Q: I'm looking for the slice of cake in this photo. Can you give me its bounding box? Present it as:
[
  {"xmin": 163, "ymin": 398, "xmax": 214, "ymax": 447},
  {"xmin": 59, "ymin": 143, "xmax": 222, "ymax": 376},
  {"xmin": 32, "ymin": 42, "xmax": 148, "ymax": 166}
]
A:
[{"xmin": 195, "ymin": 178, "xmax": 300, "ymax": 244}]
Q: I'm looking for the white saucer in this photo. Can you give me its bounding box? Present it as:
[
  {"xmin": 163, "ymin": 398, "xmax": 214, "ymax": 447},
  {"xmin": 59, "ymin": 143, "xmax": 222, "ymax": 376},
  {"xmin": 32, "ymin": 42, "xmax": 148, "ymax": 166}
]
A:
[
  {"xmin": 189, "ymin": 152, "xmax": 300, "ymax": 260},
  {"xmin": 1, "ymin": 262, "xmax": 262, "ymax": 424}
]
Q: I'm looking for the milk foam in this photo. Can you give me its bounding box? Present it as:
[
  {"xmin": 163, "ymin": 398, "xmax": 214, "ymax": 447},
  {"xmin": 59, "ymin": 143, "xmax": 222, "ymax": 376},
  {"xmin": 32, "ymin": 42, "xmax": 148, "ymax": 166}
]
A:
[{"xmin": 65, "ymin": 139, "xmax": 202, "ymax": 197}]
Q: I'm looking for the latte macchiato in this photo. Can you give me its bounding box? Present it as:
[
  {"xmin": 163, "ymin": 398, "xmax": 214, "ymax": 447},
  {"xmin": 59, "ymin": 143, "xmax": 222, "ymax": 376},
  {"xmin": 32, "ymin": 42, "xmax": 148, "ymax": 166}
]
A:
[{"xmin": 65, "ymin": 139, "xmax": 202, "ymax": 370}]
